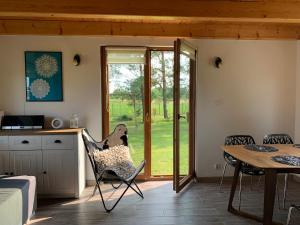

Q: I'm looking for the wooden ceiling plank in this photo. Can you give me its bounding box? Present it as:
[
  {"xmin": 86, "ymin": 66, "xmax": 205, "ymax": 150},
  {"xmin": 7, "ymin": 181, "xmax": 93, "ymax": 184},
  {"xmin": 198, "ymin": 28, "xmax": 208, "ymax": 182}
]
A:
[
  {"xmin": 1, "ymin": 0, "xmax": 300, "ymax": 21},
  {"xmin": 1, "ymin": 19, "xmax": 300, "ymax": 40},
  {"xmin": 1, "ymin": 1, "xmax": 300, "ymax": 39}
]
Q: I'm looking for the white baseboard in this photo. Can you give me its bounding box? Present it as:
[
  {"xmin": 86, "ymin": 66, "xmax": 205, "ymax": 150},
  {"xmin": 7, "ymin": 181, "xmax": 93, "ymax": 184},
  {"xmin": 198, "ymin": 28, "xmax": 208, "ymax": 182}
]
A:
[{"xmin": 86, "ymin": 180, "xmax": 96, "ymax": 186}]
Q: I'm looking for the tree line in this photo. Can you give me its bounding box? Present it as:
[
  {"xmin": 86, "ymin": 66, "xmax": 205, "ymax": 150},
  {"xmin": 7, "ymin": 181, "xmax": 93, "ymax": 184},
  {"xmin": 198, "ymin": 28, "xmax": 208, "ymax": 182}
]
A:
[{"xmin": 109, "ymin": 51, "xmax": 189, "ymax": 126}]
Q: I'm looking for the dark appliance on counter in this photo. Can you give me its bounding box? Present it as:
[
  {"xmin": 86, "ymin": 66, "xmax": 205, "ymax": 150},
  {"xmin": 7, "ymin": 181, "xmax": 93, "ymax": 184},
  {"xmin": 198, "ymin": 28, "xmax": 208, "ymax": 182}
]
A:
[{"xmin": 1, "ymin": 115, "xmax": 45, "ymax": 130}]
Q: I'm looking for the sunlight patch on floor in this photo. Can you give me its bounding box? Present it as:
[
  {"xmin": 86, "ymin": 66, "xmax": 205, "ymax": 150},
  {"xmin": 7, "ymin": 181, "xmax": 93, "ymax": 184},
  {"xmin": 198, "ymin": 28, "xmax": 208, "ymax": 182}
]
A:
[
  {"xmin": 27, "ymin": 217, "xmax": 52, "ymax": 224},
  {"xmin": 61, "ymin": 181, "xmax": 172, "ymax": 206}
]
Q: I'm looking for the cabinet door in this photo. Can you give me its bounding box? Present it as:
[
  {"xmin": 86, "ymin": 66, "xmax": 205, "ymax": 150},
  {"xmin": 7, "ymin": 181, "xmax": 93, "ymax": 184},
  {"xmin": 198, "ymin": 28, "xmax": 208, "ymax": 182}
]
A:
[
  {"xmin": 43, "ymin": 150, "xmax": 75, "ymax": 195},
  {"xmin": 10, "ymin": 151, "xmax": 43, "ymax": 192},
  {"xmin": 0, "ymin": 151, "xmax": 10, "ymax": 175},
  {"xmin": 0, "ymin": 136, "xmax": 9, "ymax": 150}
]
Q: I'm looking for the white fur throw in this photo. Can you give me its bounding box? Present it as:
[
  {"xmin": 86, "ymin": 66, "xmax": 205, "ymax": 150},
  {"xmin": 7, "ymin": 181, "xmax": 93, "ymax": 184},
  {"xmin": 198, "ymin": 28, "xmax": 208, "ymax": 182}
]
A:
[{"xmin": 93, "ymin": 145, "xmax": 136, "ymax": 180}]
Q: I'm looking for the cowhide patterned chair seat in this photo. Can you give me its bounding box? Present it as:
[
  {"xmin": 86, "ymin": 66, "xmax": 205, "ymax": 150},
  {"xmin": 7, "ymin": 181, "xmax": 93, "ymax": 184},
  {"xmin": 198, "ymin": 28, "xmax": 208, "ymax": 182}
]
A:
[
  {"xmin": 263, "ymin": 133, "xmax": 294, "ymax": 209},
  {"xmin": 82, "ymin": 124, "xmax": 145, "ymax": 213}
]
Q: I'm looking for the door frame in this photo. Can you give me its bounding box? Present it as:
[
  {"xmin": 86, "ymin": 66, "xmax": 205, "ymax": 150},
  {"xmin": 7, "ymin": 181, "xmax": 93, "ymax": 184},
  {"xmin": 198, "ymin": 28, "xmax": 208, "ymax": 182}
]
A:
[
  {"xmin": 173, "ymin": 39, "xmax": 197, "ymax": 192},
  {"xmin": 101, "ymin": 45, "xmax": 149, "ymax": 180},
  {"xmin": 148, "ymin": 47, "xmax": 175, "ymax": 180},
  {"xmin": 101, "ymin": 46, "xmax": 177, "ymax": 180}
]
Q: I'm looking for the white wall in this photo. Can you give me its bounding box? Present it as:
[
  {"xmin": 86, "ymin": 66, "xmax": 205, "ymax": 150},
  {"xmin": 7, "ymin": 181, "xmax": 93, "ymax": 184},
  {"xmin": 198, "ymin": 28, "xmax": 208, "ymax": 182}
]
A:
[
  {"xmin": 0, "ymin": 35, "xmax": 174, "ymax": 180},
  {"xmin": 0, "ymin": 36, "xmax": 297, "ymax": 179},
  {"xmin": 293, "ymin": 42, "xmax": 300, "ymax": 181},
  {"xmin": 193, "ymin": 40, "xmax": 297, "ymax": 177},
  {"xmin": 295, "ymin": 42, "xmax": 300, "ymax": 143}
]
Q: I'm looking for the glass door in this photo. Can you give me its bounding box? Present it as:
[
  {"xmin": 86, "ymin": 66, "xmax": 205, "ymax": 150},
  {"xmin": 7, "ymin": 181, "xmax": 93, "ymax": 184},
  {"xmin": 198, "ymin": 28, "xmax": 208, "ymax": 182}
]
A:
[
  {"xmin": 101, "ymin": 47, "xmax": 148, "ymax": 177},
  {"xmin": 173, "ymin": 39, "xmax": 196, "ymax": 192},
  {"xmin": 150, "ymin": 49, "xmax": 174, "ymax": 177}
]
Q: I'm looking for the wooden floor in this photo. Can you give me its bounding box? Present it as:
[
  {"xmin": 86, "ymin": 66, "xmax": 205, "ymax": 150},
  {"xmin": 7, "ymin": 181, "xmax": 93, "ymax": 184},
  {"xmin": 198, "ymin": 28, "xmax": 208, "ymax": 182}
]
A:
[{"xmin": 29, "ymin": 178, "xmax": 300, "ymax": 225}]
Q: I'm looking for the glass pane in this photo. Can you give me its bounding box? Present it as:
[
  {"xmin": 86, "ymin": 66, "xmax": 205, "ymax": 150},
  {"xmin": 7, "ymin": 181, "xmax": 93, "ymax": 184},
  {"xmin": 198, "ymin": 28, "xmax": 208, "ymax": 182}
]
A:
[
  {"xmin": 179, "ymin": 53, "xmax": 190, "ymax": 177},
  {"xmin": 151, "ymin": 51, "xmax": 174, "ymax": 176},
  {"xmin": 108, "ymin": 64, "xmax": 145, "ymax": 168},
  {"xmin": 107, "ymin": 48, "xmax": 146, "ymax": 64}
]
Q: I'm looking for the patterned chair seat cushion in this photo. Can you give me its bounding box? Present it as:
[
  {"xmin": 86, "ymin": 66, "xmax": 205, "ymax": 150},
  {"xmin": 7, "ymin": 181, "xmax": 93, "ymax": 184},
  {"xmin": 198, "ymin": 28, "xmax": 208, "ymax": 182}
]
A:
[
  {"xmin": 93, "ymin": 145, "xmax": 136, "ymax": 180},
  {"xmin": 240, "ymin": 164, "xmax": 265, "ymax": 176}
]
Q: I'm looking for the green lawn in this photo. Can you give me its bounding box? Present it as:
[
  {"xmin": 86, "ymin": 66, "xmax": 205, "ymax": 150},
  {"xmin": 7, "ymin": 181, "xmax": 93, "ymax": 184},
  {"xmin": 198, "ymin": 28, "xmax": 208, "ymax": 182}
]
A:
[{"xmin": 110, "ymin": 99, "xmax": 189, "ymax": 175}]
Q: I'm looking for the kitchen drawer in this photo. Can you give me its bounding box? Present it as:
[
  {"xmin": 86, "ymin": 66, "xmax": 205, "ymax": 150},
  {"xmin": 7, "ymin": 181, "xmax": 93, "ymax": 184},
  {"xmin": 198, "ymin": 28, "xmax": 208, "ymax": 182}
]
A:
[
  {"xmin": 0, "ymin": 136, "xmax": 9, "ymax": 150},
  {"xmin": 9, "ymin": 136, "xmax": 42, "ymax": 150},
  {"xmin": 42, "ymin": 135, "xmax": 74, "ymax": 150}
]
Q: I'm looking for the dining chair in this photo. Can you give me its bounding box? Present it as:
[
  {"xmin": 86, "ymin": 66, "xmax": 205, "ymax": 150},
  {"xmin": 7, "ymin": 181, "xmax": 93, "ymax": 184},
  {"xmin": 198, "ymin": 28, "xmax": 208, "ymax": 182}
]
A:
[
  {"xmin": 219, "ymin": 135, "xmax": 265, "ymax": 210},
  {"xmin": 263, "ymin": 133, "xmax": 293, "ymax": 209},
  {"xmin": 286, "ymin": 204, "xmax": 300, "ymax": 225}
]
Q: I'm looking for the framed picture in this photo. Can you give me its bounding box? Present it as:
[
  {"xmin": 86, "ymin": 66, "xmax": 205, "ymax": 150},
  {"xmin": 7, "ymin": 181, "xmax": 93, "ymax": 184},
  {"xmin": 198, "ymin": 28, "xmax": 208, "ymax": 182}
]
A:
[{"xmin": 25, "ymin": 51, "xmax": 63, "ymax": 101}]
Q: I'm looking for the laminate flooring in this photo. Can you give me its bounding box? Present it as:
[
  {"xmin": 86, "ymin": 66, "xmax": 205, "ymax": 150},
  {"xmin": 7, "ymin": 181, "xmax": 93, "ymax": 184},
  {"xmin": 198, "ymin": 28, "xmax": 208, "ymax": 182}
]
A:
[{"xmin": 28, "ymin": 178, "xmax": 300, "ymax": 225}]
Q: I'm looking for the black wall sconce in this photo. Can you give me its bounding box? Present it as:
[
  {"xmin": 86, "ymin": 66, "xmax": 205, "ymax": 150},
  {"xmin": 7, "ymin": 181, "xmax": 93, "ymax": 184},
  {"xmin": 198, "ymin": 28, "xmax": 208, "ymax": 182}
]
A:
[
  {"xmin": 214, "ymin": 57, "xmax": 222, "ymax": 68},
  {"xmin": 73, "ymin": 54, "xmax": 81, "ymax": 66}
]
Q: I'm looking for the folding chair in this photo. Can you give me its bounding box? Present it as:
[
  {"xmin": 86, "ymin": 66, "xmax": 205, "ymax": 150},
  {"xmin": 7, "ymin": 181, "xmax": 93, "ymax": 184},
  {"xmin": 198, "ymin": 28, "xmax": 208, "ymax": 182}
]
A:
[{"xmin": 82, "ymin": 125, "xmax": 145, "ymax": 212}]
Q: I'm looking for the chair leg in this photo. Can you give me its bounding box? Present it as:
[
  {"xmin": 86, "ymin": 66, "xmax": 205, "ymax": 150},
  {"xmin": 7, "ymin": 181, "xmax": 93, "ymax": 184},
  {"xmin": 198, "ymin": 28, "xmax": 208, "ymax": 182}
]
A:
[
  {"xmin": 124, "ymin": 180, "xmax": 144, "ymax": 198},
  {"xmin": 276, "ymin": 182, "xmax": 281, "ymax": 210},
  {"xmin": 219, "ymin": 162, "xmax": 228, "ymax": 192},
  {"xmin": 95, "ymin": 178, "xmax": 143, "ymax": 213},
  {"xmin": 286, "ymin": 206, "xmax": 295, "ymax": 225},
  {"xmin": 91, "ymin": 184, "xmax": 98, "ymax": 197},
  {"xmin": 283, "ymin": 174, "xmax": 289, "ymax": 209},
  {"xmin": 96, "ymin": 180, "xmax": 132, "ymax": 213},
  {"xmin": 238, "ymin": 172, "xmax": 243, "ymax": 211},
  {"xmin": 257, "ymin": 176, "xmax": 262, "ymax": 187},
  {"xmin": 133, "ymin": 181, "xmax": 144, "ymax": 198}
]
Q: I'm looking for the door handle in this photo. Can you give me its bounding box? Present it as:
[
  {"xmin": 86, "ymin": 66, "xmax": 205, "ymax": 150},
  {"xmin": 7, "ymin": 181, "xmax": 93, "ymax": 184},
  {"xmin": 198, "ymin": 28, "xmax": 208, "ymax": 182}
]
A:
[
  {"xmin": 145, "ymin": 112, "xmax": 150, "ymax": 122},
  {"xmin": 177, "ymin": 114, "xmax": 186, "ymax": 120},
  {"xmin": 54, "ymin": 140, "xmax": 62, "ymax": 144}
]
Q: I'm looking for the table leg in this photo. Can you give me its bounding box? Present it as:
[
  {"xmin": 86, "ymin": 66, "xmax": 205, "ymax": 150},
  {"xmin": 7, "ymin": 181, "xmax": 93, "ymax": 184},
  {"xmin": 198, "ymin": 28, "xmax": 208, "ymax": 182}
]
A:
[
  {"xmin": 228, "ymin": 160, "xmax": 241, "ymax": 212},
  {"xmin": 264, "ymin": 169, "xmax": 277, "ymax": 225}
]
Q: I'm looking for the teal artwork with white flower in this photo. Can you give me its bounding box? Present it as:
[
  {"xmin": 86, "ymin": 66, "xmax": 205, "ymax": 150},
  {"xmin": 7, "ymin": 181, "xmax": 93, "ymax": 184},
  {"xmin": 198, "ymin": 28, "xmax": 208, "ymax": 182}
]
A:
[{"xmin": 25, "ymin": 51, "xmax": 63, "ymax": 101}]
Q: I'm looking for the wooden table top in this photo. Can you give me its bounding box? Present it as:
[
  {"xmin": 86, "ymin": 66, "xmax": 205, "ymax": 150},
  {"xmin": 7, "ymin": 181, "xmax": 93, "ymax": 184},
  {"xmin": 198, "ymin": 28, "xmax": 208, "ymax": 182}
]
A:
[
  {"xmin": 0, "ymin": 128, "xmax": 83, "ymax": 136},
  {"xmin": 221, "ymin": 144, "xmax": 300, "ymax": 169}
]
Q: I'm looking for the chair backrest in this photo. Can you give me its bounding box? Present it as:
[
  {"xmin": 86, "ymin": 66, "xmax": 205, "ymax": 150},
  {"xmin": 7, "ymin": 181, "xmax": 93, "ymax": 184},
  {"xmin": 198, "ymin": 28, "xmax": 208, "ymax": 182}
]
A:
[
  {"xmin": 225, "ymin": 135, "xmax": 256, "ymax": 146},
  {"xmin": 81, "ymin": 124, "xmax": 129, "ymax": 176},
  {"xmin": 263, "ymin": 133, "xmax": 293, "ymax": 144},
  {"xmin": 97, "ymin": 124, "xmax": 128, "ymax": 150},
  {"xmin": 82, "ymin": 129, "xmax": 100, "ymax": 174}
]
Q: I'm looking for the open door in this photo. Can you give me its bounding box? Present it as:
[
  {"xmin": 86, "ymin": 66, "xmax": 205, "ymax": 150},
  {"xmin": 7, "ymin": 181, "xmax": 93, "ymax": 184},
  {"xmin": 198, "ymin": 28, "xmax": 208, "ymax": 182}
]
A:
[{"xmin": 173, "ymin": 39, "xmax": 196, "ymax": 193}]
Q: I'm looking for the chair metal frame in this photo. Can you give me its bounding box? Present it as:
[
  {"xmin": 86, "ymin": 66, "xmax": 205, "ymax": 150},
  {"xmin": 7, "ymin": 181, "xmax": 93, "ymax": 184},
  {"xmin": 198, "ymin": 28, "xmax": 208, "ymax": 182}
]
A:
[
  {"xmin": 219, "ymin": 135, "xmax": 265, "ymax": 210},
  {"xmin": 82, "ymin": 128, "xmax": 145, "ymax": 213},
  {"xmin": 286, "ymin": 204, "xmax": 300, "ymax": 225},
  {"xmin": 263, "ymin": 133, "xmax": 293, "ymax": 209}
]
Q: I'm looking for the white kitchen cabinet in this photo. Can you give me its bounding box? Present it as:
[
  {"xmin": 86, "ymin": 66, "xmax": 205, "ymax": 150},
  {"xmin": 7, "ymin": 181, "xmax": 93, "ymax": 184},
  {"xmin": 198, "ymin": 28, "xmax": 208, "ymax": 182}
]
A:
[
  {"xmin": 42, "ymin": 150, "xmax": 75, "ymax": 196},
  {"xmin": 0, "ymin": 136, "xmax": 8, "ymax": 150},
  {"xmin": 0, "ymin": 151, "xmax": 10, "ymax": 175},
  {"xmin": 10, "ymin": 150, "xmax": 43, "ymax": 176},
  {"xmin": 0, "ymin": 129, "xmax": 85, "ymax": 198},
  {"xmin": 10, "ymin": 150, "xmax": 43, "ymax": 193}
]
